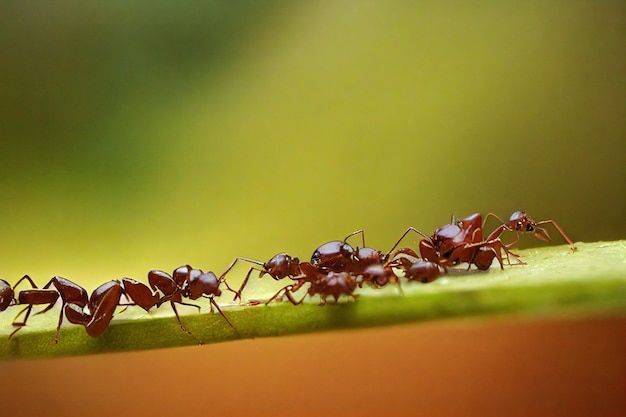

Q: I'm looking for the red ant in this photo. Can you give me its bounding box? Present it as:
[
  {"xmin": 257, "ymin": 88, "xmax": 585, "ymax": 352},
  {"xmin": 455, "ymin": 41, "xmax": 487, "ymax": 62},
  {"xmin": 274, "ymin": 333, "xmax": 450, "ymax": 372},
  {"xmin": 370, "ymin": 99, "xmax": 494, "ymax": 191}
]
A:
[
  {"xmin": 122, "ymin": 265, "xmax": 237, "ymax": 341},
  {"xmin": 340, "ymin": 230, "xmax": 401, "ymax": 290},
  {"xmin": 61, "ymin": 279, "xmax": 124, "ymax": 338},
  {"xmin": 391, "ymin": 211, "xmax": 575, "ymax": 280},
  {"xmin": 422, "ymin": 212, "xmax": 518, "ymax": 270},
  {"xmin": 367, "ymin": 214, "xmax": 504, "ymax": 284},
  {"xmin": 219, "ymin": 253, "xmax": 302, "ymax": 302},
  {"xmin": 8, "ymin": 275, "xmax": 124, "ymax": 342},
  {"xmin": 387, "ymin": 248, "xmax": 445, "ymax": 283},
  {"xmin": 266, "ymin": 262, "xmax": 358, "ymax": 305},
  {"xmin": 391, "ymin": 213, "xmax": 518, "ymax": 274},
  {"xmin": 484, "ymin": 211, "xmax": 576, "ymax": 251},
  {"xmin": 225, "ymin": 230, "xmax": 377, "ymax": 303},
  {"xmin": 224, "ymin": 231, "xmax": 364, "ymax": 303},
  {"xmin": 310, "ymin": 234, "xmax": 356, "ymax": 272}
]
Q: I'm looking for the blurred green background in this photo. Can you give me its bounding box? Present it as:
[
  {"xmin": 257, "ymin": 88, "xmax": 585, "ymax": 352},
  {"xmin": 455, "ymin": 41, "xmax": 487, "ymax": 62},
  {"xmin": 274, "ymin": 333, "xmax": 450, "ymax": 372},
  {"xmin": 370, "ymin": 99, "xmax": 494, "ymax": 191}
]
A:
[{"xmin": 1, "ymin": 1, "xmax": 624, "ymax": 290}]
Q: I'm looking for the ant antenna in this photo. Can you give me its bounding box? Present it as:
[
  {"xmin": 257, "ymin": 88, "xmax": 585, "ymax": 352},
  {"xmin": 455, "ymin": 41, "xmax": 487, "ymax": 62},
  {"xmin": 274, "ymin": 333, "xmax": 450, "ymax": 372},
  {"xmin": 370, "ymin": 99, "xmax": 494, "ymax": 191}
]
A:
[{"xmin": 343, "ymin": 229, "xmax": 365, "ymax": 248}]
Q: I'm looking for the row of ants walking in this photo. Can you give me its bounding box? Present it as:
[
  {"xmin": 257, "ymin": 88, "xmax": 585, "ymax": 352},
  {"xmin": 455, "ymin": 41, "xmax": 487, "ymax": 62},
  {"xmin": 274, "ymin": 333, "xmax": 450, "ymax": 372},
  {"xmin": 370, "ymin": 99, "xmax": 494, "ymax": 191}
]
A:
[{"xmin": 0, "ymin": 211, "xmax": 575, "ymax": 344}]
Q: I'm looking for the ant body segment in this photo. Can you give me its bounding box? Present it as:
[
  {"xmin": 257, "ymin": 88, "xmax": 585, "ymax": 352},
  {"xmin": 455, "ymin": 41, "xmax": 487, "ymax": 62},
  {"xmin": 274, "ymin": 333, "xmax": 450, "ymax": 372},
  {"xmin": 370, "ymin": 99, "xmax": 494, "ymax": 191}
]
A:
[
  {"xmin": 123, "ymin": 265, "xmax": 237, "ymax": 342},
  {"xmin": 266, "ymin": 262, "xmax": 358, "ymax": 305},
  {"xmin": 63, "ymin": 280, "xmax": 125, "ymax": 338},
  {"xmin": 0, "ymin": 279, "xmax": 16, "ymax": 311},
  {"xmin": 388, "ymin": 248, "xmax": 445, "ymax": 283},
  {"xmin": 9, "ymin": 275, "xmax": 123, "ymax": 342},
  {"xmin": 484, "ymin": 211, "xmax": 577, "ymax": 251},
  {"xmin": 390, "ymin": 213, "xmax": 518, "ymax": 274},
  {"xmin": 341, "ymin": 230, "xmax": 401, "ymax": 290},
  {"xmin": 220, "ymin": 253, "xmax": 302, "ymax": 302},
  {"xmin": 9, "ymin": 275, "xmax": 62, "ymax": 341},
  {"xmin": 309, "ymin": 229, "xmax": 372, "ymax": 272}
]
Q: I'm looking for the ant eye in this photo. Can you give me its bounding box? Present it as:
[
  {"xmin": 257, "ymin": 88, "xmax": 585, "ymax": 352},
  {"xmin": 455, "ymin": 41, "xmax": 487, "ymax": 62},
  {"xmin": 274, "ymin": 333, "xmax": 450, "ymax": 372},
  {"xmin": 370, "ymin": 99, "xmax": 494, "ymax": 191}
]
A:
[{"xmin": 526, "ymin": 224, "xmax": 534, "ymax": 232}]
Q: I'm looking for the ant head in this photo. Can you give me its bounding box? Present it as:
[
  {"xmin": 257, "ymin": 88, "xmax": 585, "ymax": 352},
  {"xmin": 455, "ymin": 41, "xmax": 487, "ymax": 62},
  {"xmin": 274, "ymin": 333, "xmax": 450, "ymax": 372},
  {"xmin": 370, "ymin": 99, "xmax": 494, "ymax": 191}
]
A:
[{"xmin": 508, "ymin": 211, "xmax": 552, "ymax": 242}]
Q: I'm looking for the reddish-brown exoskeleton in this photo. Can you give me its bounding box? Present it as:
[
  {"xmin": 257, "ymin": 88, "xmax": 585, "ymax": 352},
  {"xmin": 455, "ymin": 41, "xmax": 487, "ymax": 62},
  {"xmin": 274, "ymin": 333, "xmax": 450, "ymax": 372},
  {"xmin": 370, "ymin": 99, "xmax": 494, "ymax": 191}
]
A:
[
  {"xmin": 62, "ymin": 280, "xmax": 125, "ymax": 338},
  {"xmin": 0, "ymin": 279, "xmax": 16, "ymax": 312},
  {"xmin": 220, "ymin": 253, "xmax": 302, "ymax": 302},
  {"xmin": 387, "ymin": 247, "xmax": 445, "ymax": 283},
  {"xmin": 266, "ymin": 262, "xmax": 358, "ymax": 305},
  {"xmin": 122, "ymin": 265, "xmax": 237, "ymax": 342},
  {"xmin": 310, "ymin": 234, "xmax": 356, "ymax": 272},
  {"xmin": 9, "ymin": 275, "xmax": 124, "ymax": 342},
  {"xmin": 340, "ymin": 230, "xmax": 401, "ymax": 291},
  {"xmin": 394, "ymin": 213, "xmax": 518, "ymax": 273},
  {"xmin": 484, "ymin": 211, "xmax": 577, "ymax": 251}
]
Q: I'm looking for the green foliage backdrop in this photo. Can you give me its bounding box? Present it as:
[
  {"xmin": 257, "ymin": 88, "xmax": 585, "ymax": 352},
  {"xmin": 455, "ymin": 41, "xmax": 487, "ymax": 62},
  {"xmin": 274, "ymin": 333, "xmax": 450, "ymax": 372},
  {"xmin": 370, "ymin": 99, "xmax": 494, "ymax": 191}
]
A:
[{"xmin": 1, "ymin": 1, "xmax": 624, "ymax": 291}]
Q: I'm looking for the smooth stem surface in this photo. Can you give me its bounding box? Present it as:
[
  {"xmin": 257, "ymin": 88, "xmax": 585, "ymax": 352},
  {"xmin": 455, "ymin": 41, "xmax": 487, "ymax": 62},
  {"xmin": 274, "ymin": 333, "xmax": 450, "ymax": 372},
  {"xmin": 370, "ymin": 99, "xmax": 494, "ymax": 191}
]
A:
[{"xmin": 0, "ymin": 240, "xmax": 625, "ymax": 359}]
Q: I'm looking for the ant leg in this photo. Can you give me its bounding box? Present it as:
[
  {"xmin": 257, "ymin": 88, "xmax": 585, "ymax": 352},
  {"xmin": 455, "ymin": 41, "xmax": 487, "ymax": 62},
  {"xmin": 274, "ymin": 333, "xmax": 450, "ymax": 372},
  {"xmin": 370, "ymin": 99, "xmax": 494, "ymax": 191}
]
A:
[
  {"xmin": 116, "ymin": 304, "xmax": 134, "ymax": 314},
  {"xmin": 536, "ymin": 220, "xmax": 577, "ymax": 250},
  {"xmin": 384, "ymin": 227, "xmax": 431, "ymax": 259},
  {"xmin": 233, "ymin": 267, "xmax": 263, "ymax": 302},
  {"xmin": 34, "ymin": 300, "xmax": 59, "ymax": 316},
  {"xmin": 219, "ymin": 257, "xmax": 267, "ymax": 301},
  {"xmin": 288, "ymin": 290, "xmax": 307, "ymax": 306},
  {"xmin": 265, "ymin": 285, "xmax": 291, "ymax": 305},
  {"xmin": 504, "ymin": 233, "xmax": 521, "ymax": 250},
  {"xmin": 469, "ymin": 238, "xmax": 523, "ymax": 268},
  {"xmin": 219, "ymin": 278, "xmax": 239, "ymax": 298},
  {"xmin": 53, "ymin": 303, "xmax": 66, "ymax": 344},
  {"xmin": 395, "ymin": 281, "xmax": 404, "ymax": 296},
  {"xmin": 343, "ymin": 229, "xmax": 365, "ymax": 247},
  {"xmin": 8, "ymin": 305, "xmax": 33, "ymax": 339},
  {"xmin": 207, "ymin": 297, "xmax": 235, "ymax": 329},
  {"xmin": 12, "ymin": 275, "xmax": 39, "ymax": 289},
  {"xmin": 482, "ymin": 213, "xmax": 507, "ymax": 230},
  {"xmin": 169, "ymin": 301, "xmax": 202, "ymax": 344},
  {"xmin": 176, "ymin": 301, "xmax": 201, "ymax": 312},
  {"xmin": 219, "ymin": 257, "xmax": 265, "ymax": 282},
  {"xmin": 265, "ymin": 282, "xmax": 305, "ymax": 305}
]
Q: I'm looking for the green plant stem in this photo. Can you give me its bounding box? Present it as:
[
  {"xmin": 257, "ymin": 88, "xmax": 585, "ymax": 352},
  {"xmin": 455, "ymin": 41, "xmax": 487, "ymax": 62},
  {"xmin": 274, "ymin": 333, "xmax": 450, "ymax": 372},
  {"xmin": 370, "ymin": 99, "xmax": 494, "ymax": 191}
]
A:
[{"xmin": 1, "ymin": 241, "xmax": 625, "ymax": 359}]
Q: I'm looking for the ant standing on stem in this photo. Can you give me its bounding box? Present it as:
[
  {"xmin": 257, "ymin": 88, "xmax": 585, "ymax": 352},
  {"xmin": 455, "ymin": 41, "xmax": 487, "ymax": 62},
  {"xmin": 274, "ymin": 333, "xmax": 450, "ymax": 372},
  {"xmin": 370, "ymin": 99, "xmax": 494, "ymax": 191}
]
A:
[
  {"xmin": 219, "ymin": 253, "xmax": 302, "ymax": 303},
  {"xmin": 122, "ymin": 265, "xmax": 238, "ymax": 343},
  {"xmin": 265, "ymin": 262, "xmax": 359, "ymax": 306},
  {"xmin": 340, "ymin": 230, "xmax": 402, "ymax": 291},
  {"xmin": 7, "ymin": 275, "xmax": 124, "ymax": 343},
  {"xmin": 483, "ymin": 211, "xmax": 577, "ymax": 251}
]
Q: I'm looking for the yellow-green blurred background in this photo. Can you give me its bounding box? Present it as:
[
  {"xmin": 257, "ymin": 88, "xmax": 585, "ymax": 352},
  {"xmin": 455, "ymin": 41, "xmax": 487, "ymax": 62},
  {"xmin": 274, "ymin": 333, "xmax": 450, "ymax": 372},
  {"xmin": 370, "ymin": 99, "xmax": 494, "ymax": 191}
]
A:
[
  {"xmin": 2, "ymin": 1, "xmax": 624, "ymax": 289},
  {"xmin": 1, "ymin": 2, "xmax": 625, "ymax": 416}
]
